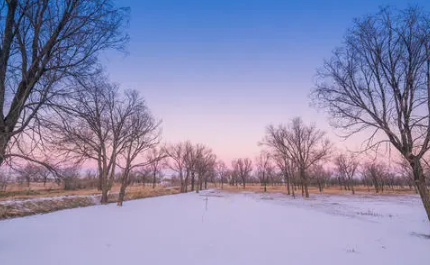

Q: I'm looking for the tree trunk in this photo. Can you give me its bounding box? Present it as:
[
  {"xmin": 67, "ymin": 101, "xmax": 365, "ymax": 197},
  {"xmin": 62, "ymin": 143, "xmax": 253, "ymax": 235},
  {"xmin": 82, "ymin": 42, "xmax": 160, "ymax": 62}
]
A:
[
  {"xmin": 0, "ymin": 150, "xmax": 4, "ymax": 166},
  {"xmin": 118, "ymin": 167, "xmax": 131, "ymax": 206},
  {"xmin": 152, "ymin": 169, "xmax": 157, "ymax": 189},
  {"xmin": 191, "ymin": 172, "xmax": 195, "ymax": 191},
  {"xmin": 301, "ymin": 168, "xmax": 309, "ymax": 198},
  {"xmin": 100, "ymin": 169, "xmax": 109, "ymax": 204},
  {"xmin": 101, "ymin": 187, "xmax": 109, "ymax": 204},
  {"xmin": 291, "ymin": 182, "xmax": 296, "ymax": 198},
  {"xmin": 410, "ymin": 158, "xmax": 430, "ymax": 222},
  {"xmin": 117, "ymin": 181, "xmax": 127, "ymax": 207},
  {"xmin": 284, "ymin": 172, "xmax": 291, "ymax": 195},
  {"xmin": 180, "ymin": 173, "xmax": 185, "ymax": 193},
  {"xmin": 348, "ymin": 177, "xmax": 355, "ymax": 195}
]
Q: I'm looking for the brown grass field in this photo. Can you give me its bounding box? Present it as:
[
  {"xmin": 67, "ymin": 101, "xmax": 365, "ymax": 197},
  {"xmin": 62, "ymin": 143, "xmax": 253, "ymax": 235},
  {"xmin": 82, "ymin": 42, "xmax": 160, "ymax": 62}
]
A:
[
  {"xmin": 219, "ymin": 183, "xmax": 418, "ymax": 196},
  {"xmin": 0, "ymin": 182, "xmax": 418, "ymax": 202},
  {"xmin": 0, "ymin": 182, "xmax": 180, "ymax": 201}
]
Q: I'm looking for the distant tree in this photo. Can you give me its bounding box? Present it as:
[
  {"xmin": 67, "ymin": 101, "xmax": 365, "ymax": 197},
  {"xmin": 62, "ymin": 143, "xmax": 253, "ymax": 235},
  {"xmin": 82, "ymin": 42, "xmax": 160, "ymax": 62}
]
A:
[
  {"xmin": 266, "ymin": 118, "xmax": 331, "ymax": 198},
  {"xmin": 362, "ymin": 162, "xmax": 387, "ymax": 193},
  {"xmin": 195, "ymin": 145, "xmax": 216, "ymax": 192},
  {"xmin": 145, "ymin": 147, "xmax": 166, "ymax": 189},
  {"xmin": 232, "ymin": 158, "xmax": 253, "ymax": 188},
  {"xmin": 256, "ymin": 152, "xmax": 273, "ymax": 192},
  {"xmin": 262, "ymin": 126, "xmax": 293, "ymax": 195},
  {"xmin": 335, "ymin": 153, "xmax": 359, "ymax": 194},
  {"xmin": 164, "ymin": 142, "xmax": 190, "ymax": 192},
  {"xmin": 184, "ymin": 142, "xmax": 200, "ymax": 192},
  {"xmin": 310, "ymin": 164, "xmax": 331, "ymax": 193},
  {"xmin": 59, "ymin": 166, "xmax": 81, "ymax": 191},
  {"xmin": 216, "ymin": 160, "xmax": 228, "ymax": 189},
  {"xmin": 313, "ymin": 6, "xmax": 430, "ymax": 221},
  {"xmin": 14, "ymin": 163, "xmax": 49, "ymax": 189}
]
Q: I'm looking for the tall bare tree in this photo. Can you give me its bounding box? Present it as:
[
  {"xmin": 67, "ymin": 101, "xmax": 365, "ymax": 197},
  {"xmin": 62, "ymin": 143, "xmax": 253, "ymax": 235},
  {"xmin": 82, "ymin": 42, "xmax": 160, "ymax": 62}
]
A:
[
  {"xmin": 216, "ymin": 160, "xmax": 228, "ymax": 189},
  {"xmin": 335, "ymin": 153, "xmax": 359, "ymax": 194},
  {"xmin": 310, "ymin": 164, "xmax": 331, "ymax": 193},
  {"xmin": 194, "ymin": 145, "xmax": 216, "ymax": 192},
  {"xmin": 0, "ymin": 0, "xmax": 128, "ymax": 166},
  {"xmin": 184, "ymin": 142, "xmax": 199, "ymax": 192},
  {"xmin": 46, "ymin": 75, "xmax": 136, "ymax": 203},
  {"xmin": 165, "ymin": 142, "xmax": 190, "ymax": 193},
  {"xmin": 256, "ymin": 151, "xmax": 273, "ymax": 192},
  {"xmin": 269, "ymin": 118, "xmax": 331, "ymax": 198},
  {"xmin": 116, "ymin": 91, "xmax": 161, "ymax": 206},
  {"xmin": 232, "ymin": 158, "xmax": 252, "ymax": 188},
  {"xmin": 262, "ymin": 126, "xmax": 295, "ymax": 195},
  {"xmin": 362, "ymin": 162, "xmax": 387, "ymax": 193},
  {"xmin": 313, "ymin": 7, "xmax": 430, "ymax": 221},
  {"xmin": 145, "ymin": 147, "xmax": 166, "ymax": 189}
]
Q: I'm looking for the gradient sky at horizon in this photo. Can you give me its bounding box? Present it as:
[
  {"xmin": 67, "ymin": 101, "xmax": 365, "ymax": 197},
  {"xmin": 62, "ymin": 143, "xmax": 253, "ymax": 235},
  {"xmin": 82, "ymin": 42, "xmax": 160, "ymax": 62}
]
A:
[{"xmin": 102, "ymin": 0, "xmax": 430, "ymax": 163}]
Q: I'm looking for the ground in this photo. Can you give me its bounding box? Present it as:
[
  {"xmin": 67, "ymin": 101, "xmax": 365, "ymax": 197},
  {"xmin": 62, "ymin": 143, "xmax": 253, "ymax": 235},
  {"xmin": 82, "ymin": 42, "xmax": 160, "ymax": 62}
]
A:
[{"xmin": 0, "ymin": 190, "xmax": 429, "ymax": 265}]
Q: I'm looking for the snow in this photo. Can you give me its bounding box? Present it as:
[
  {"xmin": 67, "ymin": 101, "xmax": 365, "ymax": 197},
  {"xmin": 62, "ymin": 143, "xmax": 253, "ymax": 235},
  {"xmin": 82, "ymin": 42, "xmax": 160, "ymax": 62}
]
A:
[{"xmin": 0, "ymin": 190, "xmax": 429, "ymax": 265}]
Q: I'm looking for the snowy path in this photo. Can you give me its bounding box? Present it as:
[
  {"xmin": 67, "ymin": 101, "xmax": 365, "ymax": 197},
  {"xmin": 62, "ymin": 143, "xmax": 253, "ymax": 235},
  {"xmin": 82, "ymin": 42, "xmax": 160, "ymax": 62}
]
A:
[{"xmin": 0, "ymin": 190, "xmax": 429, "ymax": 265}]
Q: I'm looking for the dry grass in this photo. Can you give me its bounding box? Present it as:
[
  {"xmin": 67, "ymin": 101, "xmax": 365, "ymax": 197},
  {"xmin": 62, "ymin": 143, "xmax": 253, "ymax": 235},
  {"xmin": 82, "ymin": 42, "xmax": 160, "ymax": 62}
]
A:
[
  {"xmin": 219, "ymin": 184, "xmax": 418, "ymax": 196},
  {"xmin": 0, "ymin": 184, "xmax": 180, "ymax": 220},
  {"xmin": 0, "ymin": 183, "xmax": 179, "ymax": 201}
]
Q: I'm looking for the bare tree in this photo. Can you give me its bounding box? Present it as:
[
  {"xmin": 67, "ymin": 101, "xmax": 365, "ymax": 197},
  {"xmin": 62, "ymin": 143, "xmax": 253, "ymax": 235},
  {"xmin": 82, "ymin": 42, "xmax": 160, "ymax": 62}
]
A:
[
  {"xmin": 262, "ymin": 127, "xmax": 293, "ymax": 195},
  {"xmin": 164, "ymin": 142, "xmax": 190, "ymax": 193},
  {"xmin": 194, "ymin": 145, "xmax": 216, "ymax": 192},
  {"xmin": 216, "ymin": 160, "xmax": 228, "ymax": 189},
  {"xmin": 59, "ymin": 166, "xmax": 82, "ymax": 191},
  {"xmin": 14, "ymin": 162, "xmax": 52, "ymax": 189},
  {"xmin": 232, "ymin": 158, "xmax": 252, "ymax": 189},
  {"xmin": 184, "ymin": 142, "xmax": 199, "ymax": 192},
  {"xmin": 256, "ymin": 151, "xmax": 272, "ymax": 192},
  {"xmin": 46, "ymin": 75, "xmax": 138, "ymax": 203},
  {"xmin": 0, "ymin": 0, "xmax": 128, "ymax": 166},
  {"xmin": 335, "ymin": 153, "xmax": 359, "ymax": 194},
  {"xmin": 313, "ymin": 7, "xmax": 430, "ymax": 221},
  {"xmin": 273, "ymin": 154, "xmax": 296, "ymax": 197},
  {"xmin": 265, "ymin": 118, "xmax": 331, "ymax": 198},
  {"xmin": 116, "ymin": 91, "xmax": 161, "ymax": 206},
  {"xmin": 362, "ymin": 162, "xmax": 387, "ymax": 193},
  {"xmin": 145, "ymin": 147, "xmax": 166, "ymax": 189},
  {"xmin": 310, "ymin": 164, "xmax": 331, "ymax": 192}
]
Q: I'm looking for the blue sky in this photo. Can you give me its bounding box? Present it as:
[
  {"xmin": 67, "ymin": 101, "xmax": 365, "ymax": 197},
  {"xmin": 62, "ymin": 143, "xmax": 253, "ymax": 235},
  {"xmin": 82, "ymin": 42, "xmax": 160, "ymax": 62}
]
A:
[{"xmin": 103, "ymin": 0, "xmax": 430, "ymax": 162}]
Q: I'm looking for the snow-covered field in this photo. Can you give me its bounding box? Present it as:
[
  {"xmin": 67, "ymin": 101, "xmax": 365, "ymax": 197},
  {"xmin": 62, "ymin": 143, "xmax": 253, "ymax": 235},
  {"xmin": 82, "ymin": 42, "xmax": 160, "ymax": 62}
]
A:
[{"xmin": 0, "ymin": 190, "xmax": 429, "ymax": 265}]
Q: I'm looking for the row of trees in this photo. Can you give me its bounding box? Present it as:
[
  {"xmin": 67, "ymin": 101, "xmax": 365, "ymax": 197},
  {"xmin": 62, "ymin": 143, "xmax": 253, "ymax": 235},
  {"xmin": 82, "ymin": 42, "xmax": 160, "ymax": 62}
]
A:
[{"xmin": 1, "ymin": 1, "xmax": 430, "ymax": 225}]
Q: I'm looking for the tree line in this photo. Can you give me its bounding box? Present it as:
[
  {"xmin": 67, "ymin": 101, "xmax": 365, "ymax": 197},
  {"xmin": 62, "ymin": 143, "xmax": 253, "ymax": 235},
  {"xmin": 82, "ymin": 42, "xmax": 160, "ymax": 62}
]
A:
[{"xmin": 1, "ymin": 2, "xmax": 430, "ymax": 224}]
